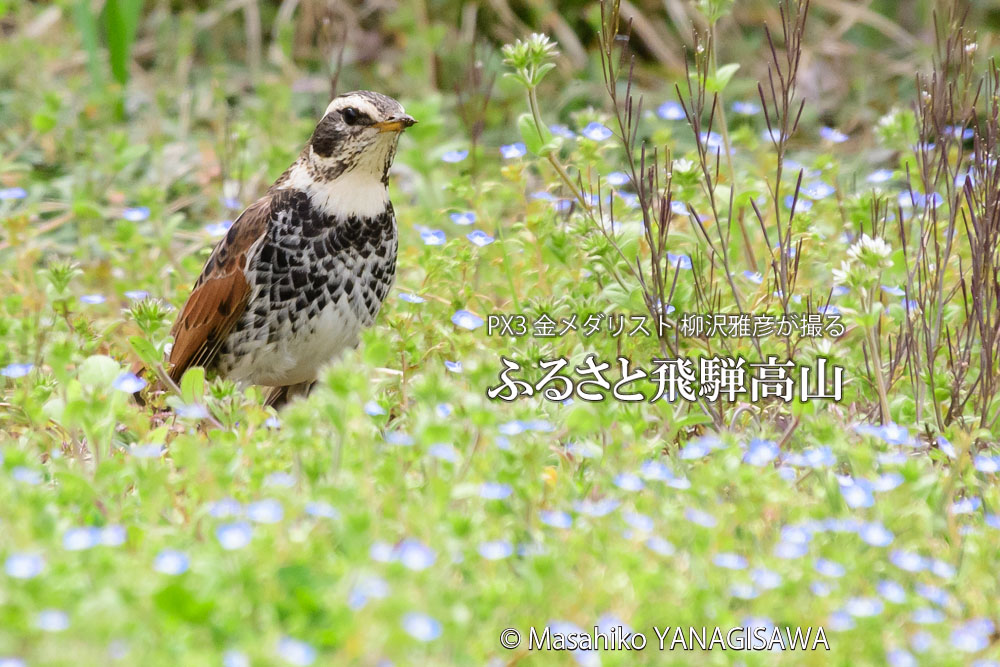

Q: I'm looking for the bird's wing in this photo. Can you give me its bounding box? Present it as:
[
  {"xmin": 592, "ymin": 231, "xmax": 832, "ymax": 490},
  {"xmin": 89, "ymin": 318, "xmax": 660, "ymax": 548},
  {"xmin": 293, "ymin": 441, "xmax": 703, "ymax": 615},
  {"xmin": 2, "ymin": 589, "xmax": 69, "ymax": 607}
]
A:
[{"xmin": 167, "ymin": 195, "xmax": 272, "ymax": 383}]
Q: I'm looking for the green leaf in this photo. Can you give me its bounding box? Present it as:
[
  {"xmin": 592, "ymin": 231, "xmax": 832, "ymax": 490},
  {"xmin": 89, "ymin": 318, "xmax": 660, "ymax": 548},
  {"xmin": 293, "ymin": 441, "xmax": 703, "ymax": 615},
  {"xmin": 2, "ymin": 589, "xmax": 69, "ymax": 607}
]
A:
[
  {"xmin": 153, "ymin": 583, "xmax": 214, "ymax": 623},
  {"xmin": 78, "ymin": 355, "xmax": 120, "ymax": 388},
  {"xmin": 707, "ymin": 63, "xmax": 740, "ymax": 93},
  {"xmin": 517, "ymin": 113, "xmax": 552, "ymax": 157},
  {"xmin": 104, "ymin": 0, "xmax": 144, "ymax": 86},
  {"xmin": 129, "ymin": 336, "xmax": 159, "ymax": 367},
  {"xmin": 179, "ymin": 366, "xmax": 205, "ymax": 405}
]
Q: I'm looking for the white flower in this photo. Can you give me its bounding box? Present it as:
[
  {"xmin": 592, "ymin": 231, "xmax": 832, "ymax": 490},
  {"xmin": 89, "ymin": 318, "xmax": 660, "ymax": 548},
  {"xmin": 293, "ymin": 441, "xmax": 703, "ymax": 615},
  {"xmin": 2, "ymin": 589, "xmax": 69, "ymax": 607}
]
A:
[
  {"xmin": 846, "ymin": 234, "xmax": 893, "ymax": 269},
  {"xmin": 831, "ymin": 261, "xmax": 853, "ymax": 285},
  {"xmin": 672, "ymin": 158, "xmax": 695, "ymax": 174}
]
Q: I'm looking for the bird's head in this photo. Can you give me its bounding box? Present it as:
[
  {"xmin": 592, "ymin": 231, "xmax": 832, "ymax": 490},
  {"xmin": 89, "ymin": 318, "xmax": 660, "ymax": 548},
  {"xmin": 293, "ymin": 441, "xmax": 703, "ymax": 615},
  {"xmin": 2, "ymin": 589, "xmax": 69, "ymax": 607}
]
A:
[{"xmin": 307, "ymin": 90, "xmax": 415, "ymax": 184}]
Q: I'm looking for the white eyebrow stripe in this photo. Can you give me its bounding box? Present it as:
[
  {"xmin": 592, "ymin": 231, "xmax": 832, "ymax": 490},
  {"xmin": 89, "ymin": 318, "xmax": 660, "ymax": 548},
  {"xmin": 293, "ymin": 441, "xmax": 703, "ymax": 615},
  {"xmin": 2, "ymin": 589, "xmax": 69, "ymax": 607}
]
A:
[{"xmin": 324, "ymin": 97, "xmax": 381, "ymax": 119}]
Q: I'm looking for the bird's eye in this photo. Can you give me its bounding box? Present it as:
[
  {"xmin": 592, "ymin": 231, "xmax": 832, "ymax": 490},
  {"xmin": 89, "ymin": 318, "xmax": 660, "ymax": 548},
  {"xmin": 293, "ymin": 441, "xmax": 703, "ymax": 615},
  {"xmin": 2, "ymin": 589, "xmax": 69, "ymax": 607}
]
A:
[{"xmin": 341, "ymin": 107, "xmax": 360, "ymax": 125}]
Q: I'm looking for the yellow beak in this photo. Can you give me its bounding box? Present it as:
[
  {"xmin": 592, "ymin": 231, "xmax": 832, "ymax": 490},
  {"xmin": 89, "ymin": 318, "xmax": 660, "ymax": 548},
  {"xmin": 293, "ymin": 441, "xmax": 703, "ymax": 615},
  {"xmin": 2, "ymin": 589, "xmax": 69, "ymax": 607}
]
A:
[{"xmin": 373, "ymin": 115, "xmax": 417, "ymax": 133}]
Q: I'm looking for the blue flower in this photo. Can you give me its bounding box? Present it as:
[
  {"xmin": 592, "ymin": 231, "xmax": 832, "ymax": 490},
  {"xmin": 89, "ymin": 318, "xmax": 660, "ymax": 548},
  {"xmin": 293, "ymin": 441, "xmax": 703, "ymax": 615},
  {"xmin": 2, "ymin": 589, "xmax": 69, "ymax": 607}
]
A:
[
  {"xmin": 645, "ymin": 536, "xmax": 675, "ymax": 556},
  {"xmin": 478, "ymin": 540, "xmax": 513, "ymax": 560},
  {"xmin": 845, "ymin": 597, "xmax": 883, "ymax": 617},
  {"xmin": 451, "ymin": 309, "xmax": 484, "ymax": 330},
  {"xmin": 222, "ymin": 197, "xmax": 241, "ymax": 210},
  {"xmin": 699, "ymin": 131, "xmax": 724, "ymax": 149},
  {"xmin": 839, "ymin": 478, "xmax": 874, "ymax": 508},
  {"xmin": 175, "ymin": 403, "xmax": 208, "ymax": 419},
  {"xmin": 397, "ymin": 538, "xmax": 437, "ymax": 570},
  {"xmin": 100, "ymin": 525, "xmax": 126, "ymax": 546},
  {"xmin": 684, "ymin": 507, "xmax": 717, "ymax": 528},
  {"xmin": 479, "ymin": 482, "xmax": 512, "ymax": 500},
  {"xmin": 606, "ymin": 171, "xmax": 630, "ymax": 187},
  {"xmin": 398, "ymin": 292, "xmax": 425, "ymax": 304},
  {"xmin": 0, "ymin": 187, "xmax": 27, "ymax": 200},
  {"xmin": 384, "ymin": 431, "xmax": 414, "ymax": 446},
  {"xmin": 877, "ymin": 579, "xmax": 907, "ymax": 603},
  {"xmin": 35, "ymin": 609, "xmax": 70, "ymax": 632},
  {"xmin": 153, "ymin": 549, "xmax": 189, "ymax": 575},
  {"xmin": 732, "ymin": 101, "xmax": 760, "ymax": 115},
  {"xmin": 614, "ymin": 472, "xmax": 644, "ymax": 492},
  {"xmin": 783, "ymin": 195, "xmax": 813, "ymax": 212},
  {"xmin": 622, "ymin": 512, "xmax": 654, "ymax": 533},
  {"xmin": 581, "ymin": 122, "xmax": 613, "ymax": 141},
  {"xmin": 713, "ymin": 553, "xmax": 748, "ymax": 570},
  {"xmin": 124, "ymin": 290, "xmax": 149, "ymax": 300},
  {"xmin": 205, "ymin": 220, "xmax": 233, "ymax": 236},
  {"xmin": 304, "ymin": 502, "xmax": 339, "ymax": 519},
  {"xmin": 573, "ymin": 498, "xmax": 620, "ymax": 517},
  {"xmin": 80, "ymin": 294, "xmax": 106, "ymax": 305},
  {"xmin": 742, "ymin": 270, "xmax": 764, "ymax": 285},
  {"xmin": 112, "ymin": 372, "xmax": 147, "ymax": 393},
  {"xmin": 889, "ymin": 549, "xmax": 927, "ymax": 572},
  {"xmin": 936, "ymin": 436, "xmax": 957, "ymax": 458},
  {"xmin": 549, "ymin": 124, "xmax": 575, "ymax": 138},
  {"xmin": 363, "ymin": 400, "xmax": 386, "ymax": 416},
  {"xmin": 264, "ymin": 472, "xmax": 296, "ymax": 488},
  {"xmin": 952, "ymin": 629, "xmax": 989, "ymax": 652},
  {"xmin": 881, "ymin": 285, "xmax": 906, "ymax": 296},
  {"xmin": 743, "ymin": 438, "xmax": 778, "ymax": 466},
  {"xmin": 762, "ymin": 127, "xmax": 787, "ymax": 143},
  {"xmin": 247, "ymin": 499, "xmax": 284, "ymax": 523},
  {"xmin": 669, "ymin": 200, "xmax": 689, "ymax": 216},
  {"xmin": 441, "ymin": 150, "xmax": 468, "ymax": 163},
  {"xmin": 1, "ymin": 363, "xmax": 33, "ymax": 378},
  {"xmin": 5, "ymin": 553, "xmax": 44, "ymax": 578},
  {"xmin": 12, "ymin": 467, "xmax": 42, "ymax": 484},
  {"xmin": 370, "ymin": 541, "xmax": 395, "ymax": 562},
  {"xmin": 802, "ymin": 181, "xmax": 835, "ymax": 200},
  {"xmin": 207, "ymin": 497, "xmax": 242, "ymax": 518},
  {"xmin": 820, "ymin": 126, "xmax": 849, "ymax": 143},
  {"xmin": 63, "ymin": 526, "xmax": 100, "ymax": 551},
  {"xmin": 216, "ymin": 521, "xmax": 253, "ymax": 550},
  {"xmin": 773, "ymin": 540, "xmax": 808, "ymax": 559},
  {"xmin": 123, "ymin": 206, "xmax": 150, "ymax": 222},
  {"xmin": 912, "ymin": 607, "xmax": 945, "ymax": 624},
  {"xmin": 466, "ymin": 230, "xmax": 494, "ymax": 247},
  {"xmin": 827, "ymin": 610, "xmax": 855, "ymax": 631},
  {"xmin": 657, "ymin": 101, "xmax": 685, "ymax": 120},
  {"xmin": 810, "ymin": 581, "xmax": 833, "ymax": 596},
  {"xmin": 639, "ymin": 460, "xmax": 672, "ymax": 481},
  {"xmin": 831, "ymin": 285, "xmax": 849, "ymax": 296},
  {"xmin": 420, "ymin": 229, "xmax": 447, "ymax": 246},
  {"xmin": 887, "ymin": 648, "xmax": 917, "ymax": 667},
  {"xmin": 435, "ymin": 402, "xmax": 453, "ymax": 417},
  {"xmin": 859, "ymin": 522, "xmax": 894, "ymax": 547},
  {"xmin": 916, "ymin": 582, "xmax": 950, "ymax": 607},
  {"xmin": 751, "ymin": 568, "xmax": 782, "ymax": 589},
  {"xmin": 951, "ymin": 496, "xmax": 981, "ymax": 514},
  {"xmin": 974, "ymin": 455, "xmax": 1000, "ymax": 473},
  {"xmin": 276, "ymin": 636, "xmax": 317, "ymax": 665},
  {"xmin": 815, "ymin": 558, "xmax": 846, "ymax": 577},
  {"xmin": 785, "ymin": 445, "xmax": 835, "ymax": 468},
  {"xmin": 449, "ymin": 211, "xmax": 476, "ymax": 225},
  {"xmin": 867, "ymin": 169, "xmax": 894, "ymax": 183},
  {"xmin": 666, "ymin": 252, "xmax": 692, "ymax": 269},
  {"xmin": 872, "ymin": 472, "xmax": 903, "ymax": 491},
  {"xmin": 348, "ymin": 574, "xmax": 389, "ymax": 610},
  {"xmin": 500, "ymin": 142, "xmax": 526, "ymax": 159},
  {"xmin": 427, "ymin": 444, "xmax": 458, "ymax": 463},
  {"xmin": 402, "ymin": 612, "xmax": 442, "ymax": 641},
  {"xmin": 539, "ymin": 509, "xmax": 572, "ymax": 529}
]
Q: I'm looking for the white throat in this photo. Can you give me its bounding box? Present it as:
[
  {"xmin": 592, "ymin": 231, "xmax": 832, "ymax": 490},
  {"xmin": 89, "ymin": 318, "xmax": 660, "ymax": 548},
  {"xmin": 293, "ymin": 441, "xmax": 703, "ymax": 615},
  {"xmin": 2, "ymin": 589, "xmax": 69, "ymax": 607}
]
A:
[{"xmin": 279, "ymin": 159, "xmax": 389, "ymax": 220}]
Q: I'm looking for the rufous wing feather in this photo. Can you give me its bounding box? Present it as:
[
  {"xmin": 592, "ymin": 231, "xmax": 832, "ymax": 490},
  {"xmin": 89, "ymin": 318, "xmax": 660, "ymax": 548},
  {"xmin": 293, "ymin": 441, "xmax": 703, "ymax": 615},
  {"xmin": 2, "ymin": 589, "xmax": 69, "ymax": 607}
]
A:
[{"xmin": 167, "ymin": 196, "xmax": 271, "ymax": 384}]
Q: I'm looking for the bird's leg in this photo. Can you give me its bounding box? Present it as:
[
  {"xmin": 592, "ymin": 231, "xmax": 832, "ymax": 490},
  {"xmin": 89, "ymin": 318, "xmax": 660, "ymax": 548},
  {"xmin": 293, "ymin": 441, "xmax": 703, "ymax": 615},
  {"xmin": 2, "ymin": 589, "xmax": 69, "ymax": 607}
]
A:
[{"xmin": 264, "ymin": 381, "xmax": 317, "ymax": 409}]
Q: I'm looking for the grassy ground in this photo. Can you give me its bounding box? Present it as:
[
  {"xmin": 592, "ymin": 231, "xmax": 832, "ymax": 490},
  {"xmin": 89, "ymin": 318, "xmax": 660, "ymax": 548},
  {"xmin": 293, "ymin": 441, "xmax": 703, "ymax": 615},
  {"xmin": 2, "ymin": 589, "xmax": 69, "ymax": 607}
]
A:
[{"xmin": 2, "ymin": 1, "xmax": 1000, "ymax": 665}]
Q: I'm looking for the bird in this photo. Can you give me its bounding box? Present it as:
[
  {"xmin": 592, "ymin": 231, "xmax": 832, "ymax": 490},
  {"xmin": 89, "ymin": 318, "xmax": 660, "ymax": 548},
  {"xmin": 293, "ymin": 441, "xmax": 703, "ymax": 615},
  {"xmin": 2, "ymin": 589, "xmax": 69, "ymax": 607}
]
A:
[{"xmin": 161, "ymin": 90, "xmax": 415, "ymax": 407}]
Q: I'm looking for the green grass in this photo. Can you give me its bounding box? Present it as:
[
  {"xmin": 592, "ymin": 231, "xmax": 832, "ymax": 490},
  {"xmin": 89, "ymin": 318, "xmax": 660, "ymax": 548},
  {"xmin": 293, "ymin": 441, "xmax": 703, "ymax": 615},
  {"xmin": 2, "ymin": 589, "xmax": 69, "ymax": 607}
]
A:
[{"xmin": 2, "ymin": 2, "xmax": 1000, "ymax": 666}]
